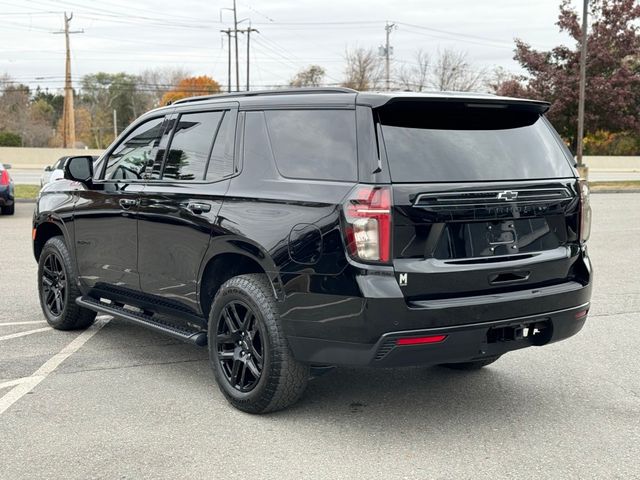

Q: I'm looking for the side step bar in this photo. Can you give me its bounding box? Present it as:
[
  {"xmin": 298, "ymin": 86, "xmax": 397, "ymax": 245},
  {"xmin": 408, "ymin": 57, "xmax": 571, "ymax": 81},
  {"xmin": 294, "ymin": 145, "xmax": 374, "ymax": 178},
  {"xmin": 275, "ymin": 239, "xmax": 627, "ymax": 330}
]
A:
[{"xmin": 76, "ymin": 296, "xmax": 207, "ymax": 346}]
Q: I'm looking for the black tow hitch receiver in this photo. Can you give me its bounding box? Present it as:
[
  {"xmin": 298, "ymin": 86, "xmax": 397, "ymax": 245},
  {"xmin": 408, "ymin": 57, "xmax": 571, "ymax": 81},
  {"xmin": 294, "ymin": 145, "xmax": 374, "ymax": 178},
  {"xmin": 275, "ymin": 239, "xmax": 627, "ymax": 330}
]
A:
[{"xmin": 487, "ymin": 320, "xmax": 552, "ymax": 346}]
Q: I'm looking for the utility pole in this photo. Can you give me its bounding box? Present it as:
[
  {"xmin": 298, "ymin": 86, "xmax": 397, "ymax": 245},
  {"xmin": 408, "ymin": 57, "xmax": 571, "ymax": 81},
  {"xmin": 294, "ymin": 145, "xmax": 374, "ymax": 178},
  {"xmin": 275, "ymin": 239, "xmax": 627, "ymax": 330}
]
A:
[
  {"xmin": 576, "ymin": 0, "xmax": 589, "ymax": 177},
  {"xmin": 382, "ymin": 22, "xmax": 396, "ymax": 91},
  {"xmin": 113, "ymin": 109, "xmax": 118, "ymax": 138},
  {"xmin": 243, "ymin": 26, "xmax": 259, "ymax": 91},
  {"xmin": 221, "ymin": 28, "xmax": 232, "ymax": 92},
  {"xmin": 54, "ymin": 12, "xmax": 83, "ymax": 148},
  {"xmin": 232, "ymin": 0, "xmax": 240, "ymax": 92}
]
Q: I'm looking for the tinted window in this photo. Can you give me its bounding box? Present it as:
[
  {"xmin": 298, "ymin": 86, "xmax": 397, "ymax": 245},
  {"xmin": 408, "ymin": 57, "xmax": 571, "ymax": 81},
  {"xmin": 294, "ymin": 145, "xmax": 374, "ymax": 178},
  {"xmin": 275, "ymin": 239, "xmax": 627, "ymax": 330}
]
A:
[
  {"xmin": 379, "ymin": 103, "xmax": 574, "ymax": 182},
  {"xmin": 163, "ymin": 111, "xmax": 223, "ymax": 181},
  {"xmin": 104, "ymin": 117, "xmax": 165, "ymax": 180},
  {"xmin": 264, "ymin": 110, "xmax": 357, "ymax": 181},
  {"xmin": 205, "ymin": 111, "xmax": 235, "ymax": 181},
  {"xmin": 243, "ymin": 112, "xmax": 273, "ymax": 172}
]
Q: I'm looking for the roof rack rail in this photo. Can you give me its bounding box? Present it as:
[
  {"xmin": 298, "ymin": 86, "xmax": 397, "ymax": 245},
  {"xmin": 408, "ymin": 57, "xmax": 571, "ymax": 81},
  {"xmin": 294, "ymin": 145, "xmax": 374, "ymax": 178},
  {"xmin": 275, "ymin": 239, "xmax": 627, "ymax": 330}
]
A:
[{"xmin": 172, "ymin": 87, "xmax": 357, "ymax": 105}]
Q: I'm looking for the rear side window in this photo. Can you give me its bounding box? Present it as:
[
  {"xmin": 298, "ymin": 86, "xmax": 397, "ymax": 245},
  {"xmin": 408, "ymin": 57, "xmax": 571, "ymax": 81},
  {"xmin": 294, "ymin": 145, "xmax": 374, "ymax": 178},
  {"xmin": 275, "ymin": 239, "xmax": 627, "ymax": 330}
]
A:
[
  {"xmin": 205, "ymin": 111, "xmax": 236, "ymax": 181},
  {"xmin": 379, "ymin": 102, "xmax": 574, "ymax": 182},
  {"xmin": 163, "ymin": 111, "xmax": 223, "ymax": 181},
  {"xmin": 264, "ymin": 109, "xmax": 357, "ymax": 181}
]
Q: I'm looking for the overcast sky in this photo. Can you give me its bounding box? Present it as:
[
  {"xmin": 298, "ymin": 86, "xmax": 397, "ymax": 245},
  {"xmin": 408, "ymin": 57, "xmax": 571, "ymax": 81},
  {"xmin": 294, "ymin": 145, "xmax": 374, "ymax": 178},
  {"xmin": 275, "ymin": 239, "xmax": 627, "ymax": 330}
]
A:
[{"xmin": 1, "ymin": 0, "xmax": 580, "ymax": 92}]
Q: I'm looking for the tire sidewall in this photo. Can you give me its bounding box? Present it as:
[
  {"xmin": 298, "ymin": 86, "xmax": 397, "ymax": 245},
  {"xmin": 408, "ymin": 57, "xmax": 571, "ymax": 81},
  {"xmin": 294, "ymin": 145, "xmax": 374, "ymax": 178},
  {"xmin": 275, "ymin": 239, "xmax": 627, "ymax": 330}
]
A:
[
  {"xmin": 38, "ymin": 239, "xmax": 72, "ymax": 327},
  {"xmin": 208, "ymin": 282, "xmax": 275, "ymax": 408}
]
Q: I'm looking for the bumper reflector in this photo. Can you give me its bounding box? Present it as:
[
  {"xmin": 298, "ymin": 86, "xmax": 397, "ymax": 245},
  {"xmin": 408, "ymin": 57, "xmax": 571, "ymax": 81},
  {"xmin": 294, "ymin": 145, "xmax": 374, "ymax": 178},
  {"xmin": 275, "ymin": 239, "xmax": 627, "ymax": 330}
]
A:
[
  {"xmin": 396, "ymin": 335, "xmax": 447, "ymax": 346},
  {"xmin": 575, "ymin": 309, "xmax": 589, "ymax": 319}
]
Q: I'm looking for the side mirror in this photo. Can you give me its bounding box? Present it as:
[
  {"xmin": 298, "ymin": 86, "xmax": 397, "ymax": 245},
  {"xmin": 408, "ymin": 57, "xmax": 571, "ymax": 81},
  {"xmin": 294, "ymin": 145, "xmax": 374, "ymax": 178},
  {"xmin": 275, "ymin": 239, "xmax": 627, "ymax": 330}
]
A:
[
  {"xmin": 44, "ymin": 165, "xmax": 52, "ymax": 172},
  {"xmin": 64, "ymin": 156, "xmax": 94, "ymax": 184},
  {"xmin": 3, "ymin": 164, "xmax": 11, "ymax": 170}
]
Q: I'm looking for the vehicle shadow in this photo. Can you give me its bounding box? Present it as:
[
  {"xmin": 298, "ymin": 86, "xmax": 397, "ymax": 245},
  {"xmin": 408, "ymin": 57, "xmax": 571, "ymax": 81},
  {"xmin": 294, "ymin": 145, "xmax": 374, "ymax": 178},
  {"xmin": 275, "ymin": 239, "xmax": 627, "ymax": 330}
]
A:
[
  {"xmin": 93, "ymin": 320, "xmax": 579, "ymax": 433},
  {"xmin": 268, "ymin": 361, "xmax": 575, "ymax": 432}
]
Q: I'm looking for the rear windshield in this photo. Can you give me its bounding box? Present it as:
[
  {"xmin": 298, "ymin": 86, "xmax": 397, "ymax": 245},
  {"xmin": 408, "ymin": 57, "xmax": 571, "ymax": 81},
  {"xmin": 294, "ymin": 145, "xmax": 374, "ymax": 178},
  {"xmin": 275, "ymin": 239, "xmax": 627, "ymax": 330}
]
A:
[{"xmin": 379, "ymin": 101, "xmax": 574, "ymax": 182}]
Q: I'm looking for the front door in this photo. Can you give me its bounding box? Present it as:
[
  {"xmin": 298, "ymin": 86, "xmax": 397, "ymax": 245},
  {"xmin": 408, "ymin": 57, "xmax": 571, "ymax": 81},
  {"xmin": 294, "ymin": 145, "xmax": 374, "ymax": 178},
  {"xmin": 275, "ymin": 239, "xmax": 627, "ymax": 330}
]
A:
[{"xmin": 73, "ymin": 115, "xmax": 170, "ymax": 296}]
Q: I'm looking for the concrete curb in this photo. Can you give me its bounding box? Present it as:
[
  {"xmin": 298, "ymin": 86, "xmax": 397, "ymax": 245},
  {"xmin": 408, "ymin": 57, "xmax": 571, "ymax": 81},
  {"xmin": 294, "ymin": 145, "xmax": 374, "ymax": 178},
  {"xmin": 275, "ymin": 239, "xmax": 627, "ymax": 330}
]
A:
[{"xmin": 591, "ymin": 189, "xmax": 640, "ymax": 194}]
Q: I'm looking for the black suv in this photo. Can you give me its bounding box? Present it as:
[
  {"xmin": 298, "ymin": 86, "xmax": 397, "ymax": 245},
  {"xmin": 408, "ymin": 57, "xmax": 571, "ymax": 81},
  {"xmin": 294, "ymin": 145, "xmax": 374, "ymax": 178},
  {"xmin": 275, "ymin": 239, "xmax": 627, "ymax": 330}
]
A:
[{"xmin": 33, "ymin": 88, "xmax": 592, "ymax": 413}]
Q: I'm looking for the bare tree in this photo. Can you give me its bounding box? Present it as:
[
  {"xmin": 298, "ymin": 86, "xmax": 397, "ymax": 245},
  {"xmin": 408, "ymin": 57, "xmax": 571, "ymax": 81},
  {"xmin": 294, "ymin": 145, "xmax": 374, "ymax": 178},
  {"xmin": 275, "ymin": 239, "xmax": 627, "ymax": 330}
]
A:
[
  {"xmin": 398, "ymin": 49, "xmax": 430, "ymax": 91},
  {"xmin": 431, "ymin": 48, "xmax": 486, "ymax": 92},
  {"xmin": 138, "ymin": 67, "xmax": 192, "ymax": 109},
  {"xmin": 342, "ymin": 48, "xmax": 382, "ymax": 91},
  {"xmin": 485, "ymin": 66, "xmax": 526, "ymax": 95},
  {"xmin": 289, "ymin": 65, "xmax": 326, "ymax": 87},
  {"xmin": 0, "ymin": 77, "xmax": 53, "ymax": 147}
]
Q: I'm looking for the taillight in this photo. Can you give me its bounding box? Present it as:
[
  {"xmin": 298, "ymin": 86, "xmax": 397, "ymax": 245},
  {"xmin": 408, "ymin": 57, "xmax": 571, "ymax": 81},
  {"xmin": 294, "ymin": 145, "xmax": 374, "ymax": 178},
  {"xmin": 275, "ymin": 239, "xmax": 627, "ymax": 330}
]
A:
[
  {"xmin": 343, "ymin": 185, "xmax": 392, "ymax": 263},
  {"xmin": 578, "ymin": 180, "xmax": 591, "ymax": 243},
  {"xmin": 0, "ymin": 170, "xmax": 9, "ymax": 186}
]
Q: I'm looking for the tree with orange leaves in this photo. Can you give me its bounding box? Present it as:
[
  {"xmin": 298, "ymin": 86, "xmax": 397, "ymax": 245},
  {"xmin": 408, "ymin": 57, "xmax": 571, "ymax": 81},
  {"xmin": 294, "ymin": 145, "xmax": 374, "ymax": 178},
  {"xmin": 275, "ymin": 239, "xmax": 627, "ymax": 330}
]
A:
[{"xmin": 161, "ymin": 76, "xmax": 222, "ymax": 105}]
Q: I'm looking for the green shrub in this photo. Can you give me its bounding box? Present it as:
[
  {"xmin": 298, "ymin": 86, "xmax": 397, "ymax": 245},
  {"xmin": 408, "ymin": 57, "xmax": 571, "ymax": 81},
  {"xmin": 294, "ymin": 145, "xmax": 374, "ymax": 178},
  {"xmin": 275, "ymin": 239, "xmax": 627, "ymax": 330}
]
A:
[
  {"xmin": 583, "ymin": 130, "xmax": 640, "ymax": 155},
  {"xmin": 0, "ymin": 131, "xmax": 22, "ymax": 147}
]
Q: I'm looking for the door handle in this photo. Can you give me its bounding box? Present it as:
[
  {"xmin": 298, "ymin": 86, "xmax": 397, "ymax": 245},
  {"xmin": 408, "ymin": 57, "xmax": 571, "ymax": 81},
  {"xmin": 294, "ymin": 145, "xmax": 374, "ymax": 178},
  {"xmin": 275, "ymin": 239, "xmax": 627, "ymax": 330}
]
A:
[
  {"xmin": 187, "ymin": 202, "xmax": 212, "ymax": 214},
  {"xmin": 119, "ymin": 198, "xmax": 138, "ymax": 209}
]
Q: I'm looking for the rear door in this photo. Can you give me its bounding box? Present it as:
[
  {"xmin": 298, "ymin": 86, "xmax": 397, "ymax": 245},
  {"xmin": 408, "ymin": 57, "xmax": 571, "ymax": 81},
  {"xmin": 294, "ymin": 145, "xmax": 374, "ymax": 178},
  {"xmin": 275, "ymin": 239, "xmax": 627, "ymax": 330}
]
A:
[
  {"xmin": 376, "ymin": 99, "xmax": 582, "ymax": 302},
  {"xmin": 137, "ymin": 104, "xmax": 238, "ymax": 317}
]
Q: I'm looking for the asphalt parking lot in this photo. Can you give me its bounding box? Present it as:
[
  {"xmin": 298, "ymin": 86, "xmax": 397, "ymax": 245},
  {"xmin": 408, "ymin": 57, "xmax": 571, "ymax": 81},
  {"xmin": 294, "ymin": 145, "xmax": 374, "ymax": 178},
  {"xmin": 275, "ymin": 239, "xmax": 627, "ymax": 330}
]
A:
[{"xmin": 0, "ymin": 194, "xmax": 639, "ymax": 480}]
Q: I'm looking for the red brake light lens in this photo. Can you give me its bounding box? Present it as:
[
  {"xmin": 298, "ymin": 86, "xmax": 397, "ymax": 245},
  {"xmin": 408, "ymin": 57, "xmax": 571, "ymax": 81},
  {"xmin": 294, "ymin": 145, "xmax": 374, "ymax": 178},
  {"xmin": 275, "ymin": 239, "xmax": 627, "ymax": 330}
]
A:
[
  {"xmin": 396, "ymin": 335, "xmax": 447, "ymax": 346},
  {"xmin": 0, "ymin": 170, "xmax": 9, "ymax": 186},
  {"xmin": 343, "ymin": 185, "xmax": 392, "ymax": 263}
]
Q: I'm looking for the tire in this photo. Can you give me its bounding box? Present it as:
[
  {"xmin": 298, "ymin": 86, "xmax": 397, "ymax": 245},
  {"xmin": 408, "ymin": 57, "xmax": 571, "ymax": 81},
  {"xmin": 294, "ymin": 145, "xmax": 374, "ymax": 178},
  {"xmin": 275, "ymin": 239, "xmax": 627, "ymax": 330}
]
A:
[
  {"xmin": 1, "ymin": 203, "xmax": 14, "ymax": 215},
  {"xmin": 38, "ymin": 236, "xmax": 96, "ymax": 330},
  {"xmin": 208, "ymin": 274, "xmax": 309, "ymax": 414},
  {"xmin": 440, "ymin": 355, "xmax": 502, "ymax": 371}
]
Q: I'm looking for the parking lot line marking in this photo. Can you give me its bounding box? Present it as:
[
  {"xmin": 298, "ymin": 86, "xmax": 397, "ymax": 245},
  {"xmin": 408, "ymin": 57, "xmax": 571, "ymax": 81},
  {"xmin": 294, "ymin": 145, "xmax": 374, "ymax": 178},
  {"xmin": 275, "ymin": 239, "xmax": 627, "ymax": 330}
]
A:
[
  {"xmin": 0, "ymin": 377, "xmax": 31, "ymax": 390},
  {"xmin": 0, "ymin": 321, "xmax": 47, "ymax": 327},
  {"xmin": 0, "ymin": 327, "xmax": 51, "ymax": 342},
  {"xmin": 0, "ymin": 318, "xmax": 109, "ymax": 416}
]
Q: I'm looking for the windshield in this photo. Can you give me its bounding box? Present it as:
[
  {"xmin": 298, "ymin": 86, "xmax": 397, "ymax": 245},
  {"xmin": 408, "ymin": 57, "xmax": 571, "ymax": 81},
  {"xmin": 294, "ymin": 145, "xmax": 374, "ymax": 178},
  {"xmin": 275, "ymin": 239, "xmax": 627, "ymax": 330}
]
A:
[{"xmin": 379, "ymin": 102, "xmax": 574, "ymax": 182}]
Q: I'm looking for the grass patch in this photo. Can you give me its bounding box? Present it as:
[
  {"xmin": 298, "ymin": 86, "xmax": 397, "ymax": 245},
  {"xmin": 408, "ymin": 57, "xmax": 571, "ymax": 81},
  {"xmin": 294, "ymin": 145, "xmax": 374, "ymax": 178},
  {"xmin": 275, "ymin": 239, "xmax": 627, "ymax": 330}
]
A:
[
  {"xmin": 589, "ymin": 181, "xmax": 640, "ymax": 191},
  {"xmin": 14, "ymin": 184, "xmax": 40, "ymax": 200}
]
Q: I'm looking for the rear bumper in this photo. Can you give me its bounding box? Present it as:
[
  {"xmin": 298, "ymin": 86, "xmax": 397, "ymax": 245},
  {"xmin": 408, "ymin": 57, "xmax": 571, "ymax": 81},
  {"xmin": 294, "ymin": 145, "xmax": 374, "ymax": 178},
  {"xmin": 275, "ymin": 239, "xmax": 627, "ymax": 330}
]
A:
[
  {"xmin": 281, "ymin": 251, "xmax": 592, "ymax": 367},
  {"xmin": 0, "ymin": 186, "xmax": 13, "ymax": 206},
  {"xmin": 288, "ymin": 303, "xmax": 589, "ymax": 367}
]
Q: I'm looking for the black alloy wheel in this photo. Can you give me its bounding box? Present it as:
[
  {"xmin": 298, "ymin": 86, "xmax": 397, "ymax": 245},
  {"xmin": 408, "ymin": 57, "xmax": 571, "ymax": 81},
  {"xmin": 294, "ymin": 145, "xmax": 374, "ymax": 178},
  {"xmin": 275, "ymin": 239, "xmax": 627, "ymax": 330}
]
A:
[
  {"xmin": 37, "ymin": 236, "xmax": 96, "ymax": 330},
  {"xmin": 208, "ymin": 274, "xmax": 309, "ymax": 413},
  {"xmin": 41, "ymin": 252, "xmax": 67, "ymax": 317},
  {"xmin": 215, "ymin": 300, "xmax": 265, "ymax": 392}
]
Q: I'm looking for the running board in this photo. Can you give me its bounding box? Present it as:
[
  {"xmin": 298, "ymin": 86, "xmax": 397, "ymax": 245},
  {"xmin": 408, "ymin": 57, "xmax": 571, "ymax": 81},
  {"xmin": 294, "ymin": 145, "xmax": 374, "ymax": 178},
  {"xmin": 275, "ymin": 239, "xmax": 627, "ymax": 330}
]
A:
[{"xmin": 76, "ymin": 296, "xmax": 207, "ymax": 346}]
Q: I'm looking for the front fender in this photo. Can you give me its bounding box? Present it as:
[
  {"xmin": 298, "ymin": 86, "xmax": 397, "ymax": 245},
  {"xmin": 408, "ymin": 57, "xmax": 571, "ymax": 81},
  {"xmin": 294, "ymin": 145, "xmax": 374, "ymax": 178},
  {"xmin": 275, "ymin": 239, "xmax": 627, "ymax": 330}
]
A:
[{"xmin": 33, "ymin": 184, "xmax": 77, "ymax": 261}]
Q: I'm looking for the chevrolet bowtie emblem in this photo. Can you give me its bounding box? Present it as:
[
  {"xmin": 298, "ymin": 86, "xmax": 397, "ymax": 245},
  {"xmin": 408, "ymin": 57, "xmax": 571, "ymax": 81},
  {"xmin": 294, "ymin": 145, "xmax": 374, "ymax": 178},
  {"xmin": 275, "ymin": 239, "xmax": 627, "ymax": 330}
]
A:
[{"xmin": 497, "ymin": 190, "xmax": 518, "ymax": 201}]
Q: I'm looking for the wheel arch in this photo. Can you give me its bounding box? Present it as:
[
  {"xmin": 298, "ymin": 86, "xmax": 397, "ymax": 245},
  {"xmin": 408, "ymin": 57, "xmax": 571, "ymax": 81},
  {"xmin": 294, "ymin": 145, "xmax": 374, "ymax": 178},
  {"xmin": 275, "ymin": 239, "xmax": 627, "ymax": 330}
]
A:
[
  {"xmin": 198, "ymin": 238, "xmax": 284, "ymax": 319},
  {"xmin": 33, "ymin": 218, "xmax": 69, "ymax": 261}
]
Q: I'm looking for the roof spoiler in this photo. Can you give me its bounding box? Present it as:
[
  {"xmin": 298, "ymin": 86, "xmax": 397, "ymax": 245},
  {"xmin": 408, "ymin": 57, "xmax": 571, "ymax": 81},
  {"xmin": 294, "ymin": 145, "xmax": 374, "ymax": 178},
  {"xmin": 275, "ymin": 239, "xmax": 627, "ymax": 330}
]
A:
[{"xmin": 361, "ymin": 94, "xmax": 550, "ymax": 114}]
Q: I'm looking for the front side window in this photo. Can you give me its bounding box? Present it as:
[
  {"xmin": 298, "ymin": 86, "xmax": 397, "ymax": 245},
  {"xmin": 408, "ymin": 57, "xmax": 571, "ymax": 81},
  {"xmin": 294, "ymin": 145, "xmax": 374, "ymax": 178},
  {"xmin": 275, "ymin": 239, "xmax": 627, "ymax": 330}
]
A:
[
  {"xmin": 263, "ymin": 109, "xmax": 357, "ymax": 182},
  {"xmin": 163, "ymin": 111, "xmax": 224, "ymax": 181},
  {"xmin": 103, "ymin": 117, "xmax": 165, "ymax": 180}
]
